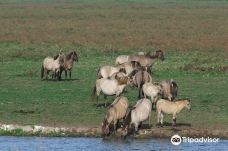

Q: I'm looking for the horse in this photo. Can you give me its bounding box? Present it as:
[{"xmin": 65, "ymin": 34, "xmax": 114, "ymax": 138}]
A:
[
  {"xmin": 97, "ymin": 65, "xmax": 126, "ymax": 79},
  {"xmin": 41, "ymin": 52, "xmax": 65, "ymax": 80},
  {"xmin": 91, "ymin": 76, "xmax": 132, "ymax": 107},
  {"xmin": 137, "ymin": 51, "xmax": 145, "ymax": 55},
  {"xmin": 118, "ymin": 61, "xmax": 143, "ymax": 76},
  {"xmin": 129, "ymin": 69, "xmax": 152, "ymax": 99},
  {"xmin": 160, "ymin": 79, "xmax": 178, "ymax": 101},
  {"xmin": 115, "ymin": 55, "xmax": 129, "ymax": 65},
  {"xmin": 142, "ymin": 82, "xmax": 162, "ymax": 110},
  {"xmin": 59, "ymin": 51, "xmax": 78, "ymax": 79},
  {"xmin": 101, "ymin": 96, "xmax": 129, "ymax": 136},
  {"xmin": 156, "ymin": 99, "xmax": 191, "ymax": 127},
  {"xmin": 122, "ymin": 98, "xmax": 152, "ymax": 136},
  {"xmin": 128, "ymin": 49, "xmax": 165, "ymax": 67}
]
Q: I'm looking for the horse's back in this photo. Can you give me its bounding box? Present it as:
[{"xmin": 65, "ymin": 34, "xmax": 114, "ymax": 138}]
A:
[
  {"xmin": 156, "ymin": 99, "xmax": 175, "ymax": 114},
  {"xmin": 43, "ymin": 57, "xmax": 55, "ymax": 70},
  {"xmin": 115, "ymin": 55, "xmax": 129, "ymax": 65},
  {"xmin": 100, "ymin": 65, "xmax": 119, "ymax": 78},
  {"xmin": 112, "ymin": 96, "xmax": 129, "ymax": 118}
]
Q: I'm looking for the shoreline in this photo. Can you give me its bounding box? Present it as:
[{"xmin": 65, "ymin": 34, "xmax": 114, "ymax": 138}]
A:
[{"xmin": 0, "ymin": 124, "xmax": 227, "ymax": 139}]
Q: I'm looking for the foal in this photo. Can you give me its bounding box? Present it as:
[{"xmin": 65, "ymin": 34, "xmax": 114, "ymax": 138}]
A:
[{"xmin": 156, "ymin": 99, "xmax": 191, "ymax": 127}]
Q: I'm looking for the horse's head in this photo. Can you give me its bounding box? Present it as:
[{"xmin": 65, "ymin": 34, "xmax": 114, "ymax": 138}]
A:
[
  {"xmin": 58, "ymin": 52, "xmax": 65, "ymax": 65},
  {"xmin": 183, "ymin": 99, "xmax": 191, "ymax": 111},
  {"xmin": 156, "ymin": 49, "xmax": 165, "ymax": 61},
  {"xmin": 101, "ymin": 118, "xmax": 110, "ymax": 136},
  {"xmin": 73, "ymin": 51, "xmax": 79, "ymax": 62},
  {"xmin": 170, "ymin": 79, "xmax": 178, "ymax": 101}
]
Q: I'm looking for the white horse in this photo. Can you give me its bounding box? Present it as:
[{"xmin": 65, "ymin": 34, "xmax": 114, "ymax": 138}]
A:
[
  {"xmin": 92, "ymin": 76, "xmax": 132, "ymax": 107},
  {"xmin": 41, "ymin": 52, "xmax": 64, "ymax": 80},
  {"xmin": 97, "ymin": 65, "xmax": 126, "ymax": 79},
  {"xmin": 115, "ymin": 55, "xmax": 129, "ymax": 65},
  {"xmin": 156, "ymin": 99, "xmax": 191, "ymax": 127},
  {"xmin": 122, "ymin": 98, "xmax": 152, "ymax": 136},
  {"xmin": 142, "ymin": 82, "xmax": 162, "ymax": 110}
]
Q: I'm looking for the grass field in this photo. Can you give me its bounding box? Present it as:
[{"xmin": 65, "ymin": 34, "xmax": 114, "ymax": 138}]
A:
[{"xmin": 0, "ymin": 0, "xmax": 227, "ymax": 130}]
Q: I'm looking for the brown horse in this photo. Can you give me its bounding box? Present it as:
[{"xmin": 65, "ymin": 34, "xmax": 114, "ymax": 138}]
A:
[
  {"xmin": 129, "ymin": 68, "xmax": 152, "ymax": 99},
  {"xmin": 59, "ymin": 51, "xmax": 79, "ymax": 79},
  {"xmin": 128, "ymin": 49, "xmax": 165, "ymax": 67}
]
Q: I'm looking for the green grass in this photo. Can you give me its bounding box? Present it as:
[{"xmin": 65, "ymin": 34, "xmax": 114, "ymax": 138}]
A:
[
  {"xmin": 0, "ymin": 42, "xmax": 227, "ymax": 130},
  {"xmin": 0, "ymin": 0, "xmax": 227, "ymax": 130}
]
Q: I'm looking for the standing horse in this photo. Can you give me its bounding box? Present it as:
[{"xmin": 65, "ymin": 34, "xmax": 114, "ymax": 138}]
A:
[
  {"xmin": 122, "ymin": 98, "xmax": 152, "ymax": 136},
  {"xmin": 97, "ymin": 65, "xmax": 126, "ymax": 79},
  {"xmin": 41, "ymin": 52, "xmax": 65, "ymax": 80},
  {"xmin": 156, "ymin": 99, "xmax": 191, "ymax": 127},
  {"xmin": 60, "ymin": 51, "xmax": 79, "ymax": 79},
  {"xmin": 160, "ymin": 79, "xmax": 178, "ymax": 101},
  {"xmin": 102, "ymin": 96, "xmax": 129, "ymax": 136},
  {"xmin": 142, "ymin": 82, "xmax": 162, "ymax": 110},
  {"xmin": 118, "ymin": 61, "xmax": 143, "ymax": 76},
  {"xmin": 91, "ymin": 76, "xmax": 132, "ymax": 107},
  {"xmin": 128, "ymin": 50, "xmax": 165, "ymax": 67},
  {"xmin": 129, "ymin": 68, "xmax": 152, "ymax": 98}
]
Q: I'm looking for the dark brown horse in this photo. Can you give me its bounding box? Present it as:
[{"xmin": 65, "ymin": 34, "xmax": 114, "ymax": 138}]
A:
[
  {"xmin": 59, "ymin": 51, "xmax": 79, "ymax": 79},
  {"xmin": 129, "ymin": 68, "xmax": 152, "ymax": 99}
]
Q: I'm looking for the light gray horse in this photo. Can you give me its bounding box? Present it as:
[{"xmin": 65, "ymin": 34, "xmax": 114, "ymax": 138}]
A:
[{"xmin": 122, "ymin": 98, "xmax": 152, "ymax": 136}]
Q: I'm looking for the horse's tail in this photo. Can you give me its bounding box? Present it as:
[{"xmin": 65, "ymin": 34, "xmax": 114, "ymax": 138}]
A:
[
  {"xmin": 41, "ymin": 64, "xmax": 44, "ymax": 79},
  {"xmin": 138, "ymin": 71, "xmax": 145, "ymax": 99},
  {"xmin": 96, "ymin": 67, "xmax": 102, "ymax": 79},
  {"xmin": 91, "ymin": 85, "xmax": 97, "ymax": 102}
]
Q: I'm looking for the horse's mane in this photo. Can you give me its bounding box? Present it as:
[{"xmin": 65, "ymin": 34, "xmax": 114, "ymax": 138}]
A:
[
  {"xmin": 107, "ymin": 97, "xmax": 121, "ymax": 109},
  {"xmin": 116, "ymin": 76, "xmax": 128, "ymax": 85},
  {"xmin": 66, "ymin": 52, "xmax": 74, "ymax": 60},
  {"xmin": 145, "ymin": 49, "xmax": 163, "ymax": 59}
]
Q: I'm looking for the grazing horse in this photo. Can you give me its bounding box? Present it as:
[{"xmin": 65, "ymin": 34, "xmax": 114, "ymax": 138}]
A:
[
  {"xmin": 91, "ymin": 76, "xmax": 132, "ymax": 107},
  {"xmin": 160, "ymin": 79, "xmax": 178, "ymax": 101},
  {"xmin": 142, "ymin": 82, "xmax": 162, "ymax": 110},
  {"xmin": 129, "ymin": 69, "xmax": 152, "ymax": 98},
  {"xmin": 102, "ymin": 96, "xmax": 129, "ymax": 136},
  {"xmin": 128, "ymin": 49, "xmax": 165, "ymax": 67},
  {"xmin": 156, "ymin": 99, "xmax": 191, "ymax": 127},
  {"xmin": 97, "ymin": 65, "xmax": 126, "ymax": 79},
  {"xmin": 122, "ymin": 98, "xmax": 152, "ymax": 136},
  {"xmin": 59, "ymin": 51, "xmax": 78, "ymax": 79},
  {"xmin": 41, "ymin": 52, "xmax": 65, "ymax": 80}
]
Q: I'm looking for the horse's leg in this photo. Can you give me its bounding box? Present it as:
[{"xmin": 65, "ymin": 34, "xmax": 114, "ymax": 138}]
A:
[
  {"xmin": 44, "ymin": 69, "xmax": 48, "ymax": 80},
  {"xmin": 116, "ymin": 120, "xmax": 119, "ymax": 134},
  {"xmin": 113, "ymin": 120, "xmax": 117, "ymax": 134},
  {"xmin": 149, "ymin": 112, "xmax": 151, "ymax": 128},
  {"xmin": 172, "ymin": 113, "xmax": 177, "ymax": 127},
  {"xmin": 160, "ymin": 113, "xmax": 164, "ymax": 127},
  {"xmin": 69, "ymin": 70, "xmax": 72, "ymax": 79},
  {"xmin": 157, "ymin": 110, "xmax": 161, "ymax": 127},
  {"xmin": 135, "ymin": 123, "xmax": 139, "ymax": 135},
  {"xmin": 65, "ymin": 70, "xmax": 67, "ymax": 79}
]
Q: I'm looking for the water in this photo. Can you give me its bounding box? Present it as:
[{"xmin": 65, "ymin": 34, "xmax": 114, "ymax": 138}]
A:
[{"xmin": 0, "ymin": 136, "xmax": 227, "ymax": 151}]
